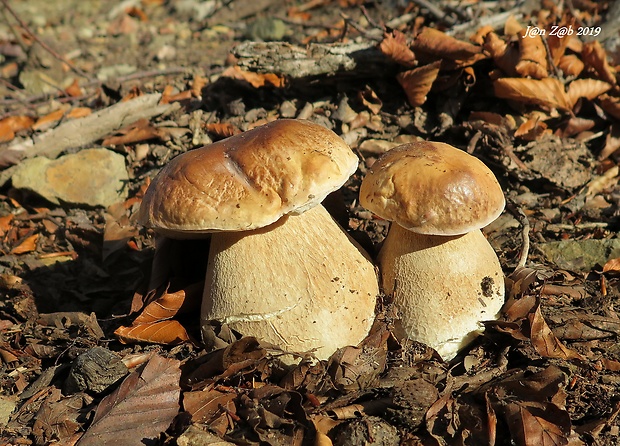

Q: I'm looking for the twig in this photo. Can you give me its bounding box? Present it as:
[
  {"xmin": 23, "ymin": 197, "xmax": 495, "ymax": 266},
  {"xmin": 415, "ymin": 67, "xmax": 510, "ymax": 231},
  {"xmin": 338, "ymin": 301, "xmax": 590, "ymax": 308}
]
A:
[
  {"xmin": 507, "ymin": 201, "xmax": 530, "ymax": 269},
  {"xmin": 411, "ymin": 0, "xmax": 457, "ymax": 26},
  {"xmin": 0, "ymin": 0, "xmax": 91, "ymax": 79},
  {"xmin": 0, "ymin": 66, "xmax": 192, "ymax": 107}
]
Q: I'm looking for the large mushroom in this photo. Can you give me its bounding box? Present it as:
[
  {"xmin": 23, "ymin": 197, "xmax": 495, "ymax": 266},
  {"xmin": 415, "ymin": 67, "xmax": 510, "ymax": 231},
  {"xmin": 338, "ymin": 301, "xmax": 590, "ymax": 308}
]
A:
[
  {"xmin": 360, "ymin": 141, "xmax": 505, "ymax": 360},
  {"xmin": 139, "ymin": 119, "xmax": 379, "ymax": 359}
]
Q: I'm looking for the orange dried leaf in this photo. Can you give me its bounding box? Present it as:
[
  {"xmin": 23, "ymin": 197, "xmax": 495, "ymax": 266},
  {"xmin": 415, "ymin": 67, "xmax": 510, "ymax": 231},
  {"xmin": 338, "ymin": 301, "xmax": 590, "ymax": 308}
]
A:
[
  {"xmin": 378, "ymin": 30, "xmax": 415, "ymax": 67},
  {"xmin": 582, "ymin": 40, "xmax": 616, "ymax": 85},
  {"xmin": 396, "ymin": 61, "xmax": 441, "ymax": 107},
  {"xmin": 493, "ymin": 77, "xmax": 571, "ymax": 111},
  {"xmin": 103, "ymin": 119, "xmax": 167, "ymax": 146},
  {"xmin": 0, "ymin": 122, "xmax": 14, "ymax": 143},
  {"xmin": 32, "ymin": 109, "xmax": 66, "ymax": 131},
  {"xmin": 66, "ymin": 107, "xmax": 92, "ymax": 119},
  {"xmin": 516, "ymin": 29, "xmax": 548, "ymax": 79},
  {"xmin": 598, "ymin": 94, "xmax": 620, "ymax": 121},
  {"xmin": 558, "ymin": 54, "xmax": 584, "ymax": 77},
  {"xmin": 504, "ymin": 15, "xmax": 524, "ymax": 36},
  {"xmin": 11, "ymin": 234, "xmax": 39, "ymax": 255},
  {"xmin": 603, "ymin": 258, "xmax": 620, "ymax": 273},
  {"xmin": 515, "ymin": 117, "xmax": 548, "ymax": 140},
  {"xmin": 221, "ymin": 66, "xmax": 285, "ymax": 88},
  {"xmin": 133, "ymin": 284, "xmax": 202, "ymax": 325},
  {"xmin": 359, "ymin": 86, "xmax": 382, "ymax": 114},
  {"xmin": 567, "ymin": 78, "xmax": 612, "ymax": 108},
  {"xmin": 470, "ymin": 25, "xmax": 494, "ymax": 45},
  {"xmin": 3, "ymin": 115, "xmax": 35, "ymax": 132},
  {"xmin": 115, "ymin": 320, "xmax": 190, "ymax": 344},
  {"xmin": 64, "ymin": 78, "xmax": 83, "ymax": 97},
  {"xmin": 412, "ymin": 27, "xmax": 481, "ymax": 60},
  {"xmin": 205, "ymin": 122, "xmax": 241, "ymax": 138},
  {"xmin": 0, "ymin": 214, "xmax": 14, "ymax": 236},
  {"xmin": 191, "ymin": 75, "xmax": 208, "ymax": 98},
  {"xmin": 483, "ymin": 32, "xmax": 520, "ymax": 77}
]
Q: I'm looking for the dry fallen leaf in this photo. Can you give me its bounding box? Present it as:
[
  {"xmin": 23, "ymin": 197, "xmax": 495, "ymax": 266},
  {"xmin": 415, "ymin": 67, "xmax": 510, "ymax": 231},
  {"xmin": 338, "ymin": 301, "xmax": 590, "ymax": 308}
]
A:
[
  {"xmin": 221, "ymin": 65, "xmax": 285, "ymax": 88},
  {"xmin": 529, "ymin": 305, "xmax": 584, "ymax": 360},
  {"xmin": 32, "ymin": 109, "xmax": 66, "ymax": 131},
  {"xmin": 76, "ymin": 354, "xmax": 181, "ymax": 446},
  {"xmin": 558, "ymin": 54, "xmax": 585, "ymax": 77},
  {"xmin": 0, "ymin": 115, "xmax": 35, "ymax": 142},
  {"xmin": 493, "ymin": 77, "xmax": 571, "ymax": 111},
  {"xmin": 412, "ymin": 27, "xmax": 481, "ymax": 60},
  {"xmin": 483, "ymin": 32, "xmax": 520, "ymax": 77},
  {"xmin": 567, "ymin": 79, "xmax": 612, "ymax": 108},
  {"xmin": 11, "ymin": 234, "xmax": 39, "ymax": 255},
  {"xmin": 378, "ymin": 30, "xmax": 416, "ymax": 67},
  {"xmin": 582, "ymin": 40, "xmax": 616, "ymax": 85},
  {"xmin": 396, "ymin": 61, "xmax": 441, "ymax": 107},
  {"xmin": 115, "ymin": 319, "xmax": 191, "ymax": 345},
  {"xmin": 603, "ymin": 258, "xmax": 620, "ymax": 273},
  {"xmin": 516, "ymin": 28, "xmax": 548, "ymax": 79},
  {"xmin": 598, "ymin": 94, "xmax": 620, "ymax": 121},
  {"xmin": 205, "ymin": 122, "xmax": 241, "ymax": 138}
]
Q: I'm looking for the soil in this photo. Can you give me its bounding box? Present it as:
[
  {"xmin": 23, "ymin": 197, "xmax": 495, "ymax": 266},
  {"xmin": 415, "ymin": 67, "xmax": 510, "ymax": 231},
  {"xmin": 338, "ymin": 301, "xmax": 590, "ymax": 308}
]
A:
[{"xmin": 1, "ymin": 0, "xmax": 620, "ymax": 445}]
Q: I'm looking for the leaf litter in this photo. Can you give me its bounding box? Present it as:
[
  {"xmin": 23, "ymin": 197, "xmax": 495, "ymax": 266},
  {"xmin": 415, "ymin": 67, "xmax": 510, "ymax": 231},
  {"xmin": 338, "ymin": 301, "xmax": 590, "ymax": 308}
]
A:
[{"xmin": 1, "ymin": 0, "xmax": 620, "ymax": 445}]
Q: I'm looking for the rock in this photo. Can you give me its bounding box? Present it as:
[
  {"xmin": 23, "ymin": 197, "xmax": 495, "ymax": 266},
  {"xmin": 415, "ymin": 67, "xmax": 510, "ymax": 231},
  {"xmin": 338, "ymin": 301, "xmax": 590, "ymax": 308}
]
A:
[
  {"xmin": 64, "ymin": 347, "xmax": 128, "ymax": 394},
  {"xmin": 538, "ymin": 239, "xmax": 620, "ymax": 271},
  {"xmin": 0, "ymin": 396, "xmax": 16, "ymax": 427},
  {"xmin": 334, "ymin": 416, "xmax": 400, "ymax": 446},
  {"xmin": 11, "ymin": 148, "xmax": 129, "ymax": 207}
]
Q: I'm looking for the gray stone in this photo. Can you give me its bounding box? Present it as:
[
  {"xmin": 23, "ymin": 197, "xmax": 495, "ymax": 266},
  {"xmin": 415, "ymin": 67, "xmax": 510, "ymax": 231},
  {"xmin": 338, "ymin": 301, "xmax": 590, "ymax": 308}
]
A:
[
  {"xmin": 11, "ymin": 148, "xmax": 129, "ymax": 207},
  {"xmin": 537, "ymin": 239, "xmax": 620, "ymax": 271}
]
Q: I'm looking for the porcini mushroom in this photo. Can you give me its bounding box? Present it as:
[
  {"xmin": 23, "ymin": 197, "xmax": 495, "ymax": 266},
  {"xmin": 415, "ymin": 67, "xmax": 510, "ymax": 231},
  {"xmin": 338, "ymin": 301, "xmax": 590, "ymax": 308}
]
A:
[
  {"xmin": 139, "ymin": 119, "xmax": 379, "ymax": 359},
  {"xmin": 359, "ymin": 141, "xmax": 505, "ymax": 360}
]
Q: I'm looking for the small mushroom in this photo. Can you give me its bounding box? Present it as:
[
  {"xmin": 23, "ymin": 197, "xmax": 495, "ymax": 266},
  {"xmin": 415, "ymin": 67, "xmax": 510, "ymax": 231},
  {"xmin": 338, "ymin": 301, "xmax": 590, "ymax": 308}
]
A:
[
  {"xmin": 139, "ymin": 119, "xmax": 379, "ymax": 359},
  {"xmin": 360, "ymin": 141, "xmax": 505, "ymax": 360}
]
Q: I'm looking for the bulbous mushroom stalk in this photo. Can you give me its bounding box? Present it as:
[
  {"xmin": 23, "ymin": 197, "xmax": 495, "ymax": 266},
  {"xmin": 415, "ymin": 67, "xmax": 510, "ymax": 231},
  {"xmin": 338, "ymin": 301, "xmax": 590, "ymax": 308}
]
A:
[
  {"xmin": 139, "ymin": 119, "xmax": 379, "ymax": 360},
  {"xmin": 360, "ymin": 141, "xmax": 506, "ymax": 361}
]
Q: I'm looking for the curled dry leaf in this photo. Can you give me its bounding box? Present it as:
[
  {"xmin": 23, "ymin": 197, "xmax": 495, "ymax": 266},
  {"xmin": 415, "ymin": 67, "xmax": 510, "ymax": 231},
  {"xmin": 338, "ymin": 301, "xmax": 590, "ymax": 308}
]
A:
[
  {"xmin": 493, "ymin": 77, "xmax": 571, "ymax": 111},
  {"xmin": 515, "ymin": 117, "xmax": 548, "ymax": 141},
  {"xmin": 32, "ymin": 109, "xmax": 66, "ymax": 131},
  {"xmin": 412, "ymin": 27, "xmax": 481, "ymax": 60},
  {"xmin": 516, "ymin": 29, "xmax": 548, "ymax": 79},
  {"xmin": 483, "ymin": 32, "xmax": 520, "ymax": 77},
  {"xmin": 567, "ymin": 79, "xmax": 612, "ymax": 108},
  {"xmin": 598, "ymin": 94, "xmax": 620, "ymax": 121},
  {"xmin": 396, "ymin": 61, "xmax": 441, "ymax": 107},
  {"xmin": 221, "ymin": 65, "xmax": 285, "ymax": 88},
  {"xmin": 582, "ymin": 40, "xmax": 616, "ymax": 85},
  {"xmin": 358, "ymin": 86, "xmax": 382, "ymax": 114},
  {"xmin": 378, "ymin": 30, "xmax": 416, "ymax": 67},
  {"xmin": 183, "ymin": 388, "xmax": 236, "ymax": 435},
  {"xmin": 76, "ymin": 354, "xmax": 181, "ymax": 446},
  {"xmin": 205, "ymin": 122, "xmax": 241, "ymax": 138},
  {"xmin": 603, "ymin": 258, "xmax": 620, "ymax": 273},
  {"xmin": 558, "ymin": 54, "xmax": 585, "ymax": 77}
]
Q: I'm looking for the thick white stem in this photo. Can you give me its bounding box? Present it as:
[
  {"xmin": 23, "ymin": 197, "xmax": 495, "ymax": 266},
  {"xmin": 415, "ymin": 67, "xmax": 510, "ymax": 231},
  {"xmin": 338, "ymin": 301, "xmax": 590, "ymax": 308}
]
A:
[
  {"xmin": 378, "ymin": 224, "xmax": 505, "ymax": 360},
  {"xmin": 202, "ymin": 204, "xmax": 379, "ymax": 360}
]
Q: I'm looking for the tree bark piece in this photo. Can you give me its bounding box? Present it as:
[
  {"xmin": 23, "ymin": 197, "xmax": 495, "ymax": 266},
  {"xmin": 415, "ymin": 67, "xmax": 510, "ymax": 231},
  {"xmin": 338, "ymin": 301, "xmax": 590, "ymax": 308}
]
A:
[{"xmin": 233, "ymin": 41, "xmax": 392, "ymax": 78}]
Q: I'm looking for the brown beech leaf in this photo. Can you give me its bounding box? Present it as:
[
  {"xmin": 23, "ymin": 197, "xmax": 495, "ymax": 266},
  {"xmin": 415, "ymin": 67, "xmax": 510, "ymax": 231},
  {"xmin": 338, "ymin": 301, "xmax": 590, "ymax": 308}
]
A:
[
  {"xmin": 11, "ymin": 234, "xmax": 39, "ymax": 255},
  {"xmin": 598, "ymin": 94, "xmax": 620, "ymax": 121},
  {"xmin": 582, "ymin": 40, "xmax": 616, "ymax": 85},
  {"xmin": 483, "ymin": 32, "xmax": 520, "ymax": 77},
  {"xmin": 515, "ymin": 117, "xmax": 548, "ymax": 141},
  {"xmin": 516, "ymin": 28, "xmax": 548, "ymax": 79},
  {"xmin": 358, "ymin": 86, "xmax": 382, "ymax": 114},
  {"xmin": 0, "ymin": 115, "xmax": 34, "ymax": 142},
  {"xmin": 493, "ymin": 77, "xmax": 571, "ymax": 111},
  {"xmin": 529, "ymin": 306, "xmax": 584, "ymax": 360},
  {"xmin": 558, "ymin": 54, "xmax": 584, "ymax": 77},
  {"xmin": 66, "ymin": 107, "xmax": 92, "ymax": 119},
  {"xmin": 378, "ymin": 30, "xmax": 415, "ymax": 67},
  {"xmin": 567, "ymin": 79, "xmax": 612, "ymax": 108},
  {"xmin": 396, "ymin": 60, "xmax": 441, "ymax": 107},
  {"xmin": 504, "ymin": 401, "xmax": 570, "ymax": 446},
  {"xmin": 132, "ymin": 282, "xmax": 203, "ymax": 324},
  {"xmin": 103, "ymin": 118, "xmax": 169, "ymax": 145},
  {"xmin": 115, "ymin": 320, "xmax": 190, "ymax": 345},
  {"xmin": 221, "ymin": 65, "xmax": 285, "ymax": 88},
  {"xmin": 183, "ymin": 388, "xmax": 236, "ymax": 435},
  {"xmin": 603, "ymin": 258, "xmax": 620, "ymax": 273},
  {"xmin": 412, "ymin": 27, "xmax": 481, "ymax": 60},
  {"xmin": 76, "ymin": 354, "xmax": 181, "ymax": 446}
]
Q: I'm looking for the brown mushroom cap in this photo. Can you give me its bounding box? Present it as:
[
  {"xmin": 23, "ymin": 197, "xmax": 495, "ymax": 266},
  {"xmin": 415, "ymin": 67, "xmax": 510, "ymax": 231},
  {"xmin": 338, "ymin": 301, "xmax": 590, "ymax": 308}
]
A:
[
  {"xmin": 138, "ymin": 119, "xmax": 358, "ymax": 236},
  {"xmin": 360, "ymin": 141, "xmax": 505, "ymax": 236}
]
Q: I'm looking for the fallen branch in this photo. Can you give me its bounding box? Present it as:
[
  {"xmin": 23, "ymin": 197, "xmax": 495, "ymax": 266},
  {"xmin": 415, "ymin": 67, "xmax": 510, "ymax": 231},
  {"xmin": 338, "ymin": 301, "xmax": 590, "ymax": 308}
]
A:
[
  {"xmin": 0, "ymin": 93, "xmax": 177, "ymax": 166},
  {"xmin": 233, "ymin": 40, "xmax": 393, "ymax": 79}
]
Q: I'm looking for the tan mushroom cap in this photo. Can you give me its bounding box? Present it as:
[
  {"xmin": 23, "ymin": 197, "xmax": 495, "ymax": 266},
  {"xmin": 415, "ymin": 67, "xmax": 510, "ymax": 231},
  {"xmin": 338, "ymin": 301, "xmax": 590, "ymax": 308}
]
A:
[
  {"xmin": 138, "ymin": 119, "xmax": 358, "ymax": 236},
  {"xmin": 360, "ymin": 141, "xmax": 505, "ymax": 236}
]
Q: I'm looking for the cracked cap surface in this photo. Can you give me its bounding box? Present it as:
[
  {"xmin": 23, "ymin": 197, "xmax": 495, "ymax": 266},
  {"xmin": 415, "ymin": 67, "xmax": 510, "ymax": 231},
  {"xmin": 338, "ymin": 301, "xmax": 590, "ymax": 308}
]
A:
[
  {"xmin": 138, "ymin": 119, "xmax": 358, "ymax": 236},
  {"xmin": 360, "ymin": 141, "xmax": 505, "ymax": 235}
]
